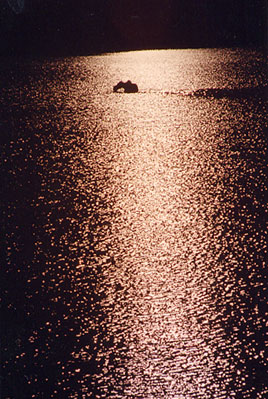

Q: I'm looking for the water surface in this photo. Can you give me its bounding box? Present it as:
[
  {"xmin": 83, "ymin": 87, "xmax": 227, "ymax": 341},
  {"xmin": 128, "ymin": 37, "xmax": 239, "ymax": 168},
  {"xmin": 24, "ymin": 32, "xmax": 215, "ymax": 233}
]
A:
[{"xmin": 1, "ymin": 49, "xmax": 268, "ymax": 399}]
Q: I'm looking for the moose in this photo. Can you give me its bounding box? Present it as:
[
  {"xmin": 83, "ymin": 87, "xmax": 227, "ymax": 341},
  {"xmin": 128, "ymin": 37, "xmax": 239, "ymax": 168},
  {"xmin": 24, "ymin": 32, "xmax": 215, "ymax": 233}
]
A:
[{"xmin": 113, "ymin": 80, "xmax": 138, "ymax": 93}]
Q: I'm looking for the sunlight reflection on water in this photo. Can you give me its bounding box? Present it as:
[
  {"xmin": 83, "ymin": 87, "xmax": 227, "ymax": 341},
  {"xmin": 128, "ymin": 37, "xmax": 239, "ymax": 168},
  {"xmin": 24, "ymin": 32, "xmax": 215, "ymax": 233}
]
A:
[
  {"xmin": 1, "ymin": 49, "xmax": 267, "ymax": 399},
  {"xmin": 88, "ymin": 95, "xmax": 237, "ymax": 398}
]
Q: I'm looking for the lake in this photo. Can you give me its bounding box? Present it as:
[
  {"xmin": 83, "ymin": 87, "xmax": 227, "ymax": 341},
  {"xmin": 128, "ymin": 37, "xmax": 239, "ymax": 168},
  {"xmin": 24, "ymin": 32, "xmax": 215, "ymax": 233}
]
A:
[{"xmin": 1, "ymin": 49, "xmax": 268, "ymax": 398}]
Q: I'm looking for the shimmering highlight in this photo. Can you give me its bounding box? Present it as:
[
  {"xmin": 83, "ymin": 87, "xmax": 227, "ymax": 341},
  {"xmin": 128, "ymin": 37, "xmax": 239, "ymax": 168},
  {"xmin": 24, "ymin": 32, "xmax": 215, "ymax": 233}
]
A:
[{"xmin": 1, "ymin": 49, "xmax": 267, "ymax": 399}]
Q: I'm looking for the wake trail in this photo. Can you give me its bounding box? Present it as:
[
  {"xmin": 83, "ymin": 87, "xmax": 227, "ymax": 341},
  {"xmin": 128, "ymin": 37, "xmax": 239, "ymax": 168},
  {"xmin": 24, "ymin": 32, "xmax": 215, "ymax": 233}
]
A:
[{"xmin": 139, "ymin": 85, "xmax": 267, "ymax": 99}]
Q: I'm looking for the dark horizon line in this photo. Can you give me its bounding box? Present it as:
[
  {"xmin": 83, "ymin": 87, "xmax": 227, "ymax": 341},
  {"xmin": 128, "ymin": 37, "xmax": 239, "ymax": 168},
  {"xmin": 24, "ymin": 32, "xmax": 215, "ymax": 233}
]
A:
[
  {"xmin": 1, "ymin": 0, "xmax": 266, "ymax": 58},
  {"xmin": 1, "ymin": 42, "xmax": 267, "ymax": 59}
]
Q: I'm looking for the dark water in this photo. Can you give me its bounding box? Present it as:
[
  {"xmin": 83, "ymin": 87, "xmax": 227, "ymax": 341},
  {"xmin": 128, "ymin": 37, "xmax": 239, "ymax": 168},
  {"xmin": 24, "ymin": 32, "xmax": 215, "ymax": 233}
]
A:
[{"xmin": 1, "ymin": 49, "xmax": 268, "ymax": 398}]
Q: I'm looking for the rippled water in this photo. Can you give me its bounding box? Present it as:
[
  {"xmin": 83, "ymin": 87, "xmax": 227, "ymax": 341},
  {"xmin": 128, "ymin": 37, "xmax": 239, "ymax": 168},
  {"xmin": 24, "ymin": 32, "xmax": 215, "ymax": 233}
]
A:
[{"xmin": 1, "ymin": 49, "xmax": 268, "ymax": 398}]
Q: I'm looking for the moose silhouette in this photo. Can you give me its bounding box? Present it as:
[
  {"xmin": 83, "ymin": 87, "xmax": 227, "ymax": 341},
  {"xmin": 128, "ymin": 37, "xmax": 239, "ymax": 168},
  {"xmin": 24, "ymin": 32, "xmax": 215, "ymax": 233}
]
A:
[{"xmin": 113, "ymin": 80, "xmax": 138, "ymax": 93}]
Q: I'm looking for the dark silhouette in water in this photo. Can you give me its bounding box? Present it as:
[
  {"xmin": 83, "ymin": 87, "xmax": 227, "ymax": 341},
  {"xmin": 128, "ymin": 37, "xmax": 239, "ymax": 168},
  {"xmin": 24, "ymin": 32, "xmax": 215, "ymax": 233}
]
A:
[
  {"xmin": 191, "ymin": 85, "xmax": 267, "ymax": 99},
  {"xmin": 113, "ymin": 80, "xmax": 138, "ymax": 93},
  {"xmin": 161, "ymin": 85, "xmax": 267, "ymax": 99}
]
